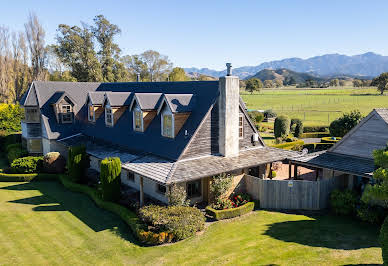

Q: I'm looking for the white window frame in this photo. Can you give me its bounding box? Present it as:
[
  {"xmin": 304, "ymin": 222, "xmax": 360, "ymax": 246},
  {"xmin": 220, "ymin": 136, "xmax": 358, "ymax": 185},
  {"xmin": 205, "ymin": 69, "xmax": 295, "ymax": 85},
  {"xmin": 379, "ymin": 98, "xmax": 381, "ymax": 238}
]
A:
[
  {"xmin": 161, "ymin": 108, "xmax": 174, "ymax": 138},
  {"xmin": 62, "ymin": 104, "xmax": 71, "ymax": 113},
  {"xmin": 133, "ymin": 105, "xmax": 143, "ymax": 132},
  {"xmin": 239, "ymin": 113, "xmax": 244, "ymax": 139},
  {"xmin": 88, "ymin": 104, "xmax": 95, "ymax": 122},
  {"xmin": 105, "ymin": 105, "xmax": 114, "ymax": 127}
]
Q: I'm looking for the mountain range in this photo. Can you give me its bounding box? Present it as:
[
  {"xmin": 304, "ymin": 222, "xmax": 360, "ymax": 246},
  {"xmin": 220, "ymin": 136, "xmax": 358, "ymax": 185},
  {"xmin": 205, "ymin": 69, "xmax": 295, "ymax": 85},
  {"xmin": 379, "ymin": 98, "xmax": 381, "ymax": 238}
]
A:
[
  {"xmin": 248, "ymin": 68, "xmax": 321, "ymax": 83},
  {"xmin": 184, "ymin": 52, "xmax": 388, "ymax": 79}
]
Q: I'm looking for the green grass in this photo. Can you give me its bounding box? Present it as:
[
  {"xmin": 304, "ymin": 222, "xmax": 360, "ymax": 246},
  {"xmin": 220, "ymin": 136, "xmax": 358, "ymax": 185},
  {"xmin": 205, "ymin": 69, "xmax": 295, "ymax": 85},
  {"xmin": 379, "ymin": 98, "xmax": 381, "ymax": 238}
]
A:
[
  {"xmin": 0, "ymin": 181, "xmax": 382, "ymax": 265},
  {"xmin": 242, "ymin": 87, "xmax": 388, "ymax": 126}
]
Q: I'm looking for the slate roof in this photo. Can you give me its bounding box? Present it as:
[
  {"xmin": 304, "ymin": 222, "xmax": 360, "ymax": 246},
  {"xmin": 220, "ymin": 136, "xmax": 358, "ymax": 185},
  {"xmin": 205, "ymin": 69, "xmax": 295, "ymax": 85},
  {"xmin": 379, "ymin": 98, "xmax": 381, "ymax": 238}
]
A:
[
  {"xmin": 375, "ymin": 108, "xmax": 388, "ymax": 124},
  {"xmin": 163, "ymin": 94, "xmax": 196, "ymax": 113},
  {"xmin": 131, "ymin": 93, "xmax": 162, "ymax": 110},
  {"xmin": 59, "ymin": 134, "xmax": 298, "ymax": 184},
  {"xmin": 88, "ymin": 92, "xmax": 106, "ymax": 105},
  {"xmin": 290, "ymin": 151, "xmax": 375, "ymax": 178},
  {"xmin": 105, "ymin": 92, "xmax": 132, "ymax": 106}
]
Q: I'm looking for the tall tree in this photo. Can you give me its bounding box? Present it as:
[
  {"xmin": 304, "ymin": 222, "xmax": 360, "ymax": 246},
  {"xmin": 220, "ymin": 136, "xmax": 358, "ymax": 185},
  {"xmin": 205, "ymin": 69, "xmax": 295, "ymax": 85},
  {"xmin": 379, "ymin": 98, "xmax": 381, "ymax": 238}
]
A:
[
  {"xmin": 121, "ymin": 55, "xmax": 147, "ymax": 81},
  {"xmin": 0, "ymin": 26, "xmax": 13, "ymax": 101},
  {"xmin": 245, "ymin": 78, "xmax": 263, "ymax": 94},
  {"xmin": 264, "ymin": 80, "xmax": 273, "ymax": 88},
  {"xmin": 24, "ymin": 13, "xmax": 47, "ymax": 81},
  {"xmin": 168, "ymin": 67, "xmax": 189, "ymax": 81},
  {"xmin": 55, "ymin": 24, "xmax": 103, "ymax": 82},
  {"xmin": 371, "ymin": 72, "xmax": 388, "ymax": 95},
  {"xmin": 91, "ymin": 15, "xmax": 122, "ymax": 82},
  {"xmin": 140, "ymin": 50, "xmax": 172, "ymax": 81}
]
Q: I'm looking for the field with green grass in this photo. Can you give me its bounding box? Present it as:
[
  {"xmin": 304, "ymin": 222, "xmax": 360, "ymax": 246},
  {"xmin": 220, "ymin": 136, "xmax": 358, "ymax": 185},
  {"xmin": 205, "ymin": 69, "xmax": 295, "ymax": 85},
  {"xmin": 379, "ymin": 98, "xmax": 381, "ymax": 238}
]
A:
[
  {"xmin": 241, "ymin": 86, "xmax": 388, "ymax": 126},
  {"xmin": 0, "ymin": 181, "xmax": 382, "ymax": 265}
]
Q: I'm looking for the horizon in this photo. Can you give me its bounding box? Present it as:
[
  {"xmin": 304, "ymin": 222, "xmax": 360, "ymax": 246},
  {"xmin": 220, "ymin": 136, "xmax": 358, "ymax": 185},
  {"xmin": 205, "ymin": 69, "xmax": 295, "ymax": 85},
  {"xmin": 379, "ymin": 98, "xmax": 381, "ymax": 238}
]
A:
[{"xmin": 2, "ymin": 0, "xmax": 388, "ymax": 70}]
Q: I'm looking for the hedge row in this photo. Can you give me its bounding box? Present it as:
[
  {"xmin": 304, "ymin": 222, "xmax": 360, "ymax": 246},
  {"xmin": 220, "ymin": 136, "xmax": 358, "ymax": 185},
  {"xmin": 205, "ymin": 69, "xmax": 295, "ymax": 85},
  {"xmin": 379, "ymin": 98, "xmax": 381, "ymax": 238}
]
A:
[
  {"xmin": 206, "ymin": 202, "xmax": 255, "ymax": 220},
  {"xmin": 271, "ymin": 140, "xmax": 304, "ymax": 150},
  {"xmin": 0, "ymin": 172, "xmax": 58, "ymax": 182},
  {"xmin": 303, "ymin": 143, "xmax": 334, "ymax": 152},
  {"xmin": 300, "ymin": 132, "xmax": 330, "ymax": 138},
  {"xmin": 321, "ymin": 136, "xmax": 342, "ymax": 143}
]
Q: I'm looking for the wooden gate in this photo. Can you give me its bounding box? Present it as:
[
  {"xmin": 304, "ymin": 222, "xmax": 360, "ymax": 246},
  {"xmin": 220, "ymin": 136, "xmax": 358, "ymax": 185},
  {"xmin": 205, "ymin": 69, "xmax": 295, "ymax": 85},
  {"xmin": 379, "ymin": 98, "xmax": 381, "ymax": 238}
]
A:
[{"xmin": 245, "ymin": 175, "xmax": 342, "ymax": 210}]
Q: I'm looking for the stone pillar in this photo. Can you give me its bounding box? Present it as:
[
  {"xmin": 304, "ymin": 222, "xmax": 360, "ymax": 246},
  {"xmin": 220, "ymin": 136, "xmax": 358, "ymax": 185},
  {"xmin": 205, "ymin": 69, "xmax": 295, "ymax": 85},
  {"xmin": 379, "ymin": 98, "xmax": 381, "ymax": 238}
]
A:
[{"xmin": 218, "ymin": 73, "xmax": 240, "ymax": 157}]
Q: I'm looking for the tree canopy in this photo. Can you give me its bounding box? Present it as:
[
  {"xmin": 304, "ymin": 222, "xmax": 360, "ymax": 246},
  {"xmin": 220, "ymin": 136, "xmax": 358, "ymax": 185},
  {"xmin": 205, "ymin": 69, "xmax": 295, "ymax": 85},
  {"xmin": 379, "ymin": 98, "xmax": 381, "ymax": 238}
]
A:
[
  {"xmin": 329, "ymin": 110, "xmax": 363, "ymax": 137},
  {"xmin": 372, "ymin": 72, "xmax": 388, "ymax": 95},
  {"xmin": 245, "ymin": 78, "xmax": 263, "ymax": 94}
]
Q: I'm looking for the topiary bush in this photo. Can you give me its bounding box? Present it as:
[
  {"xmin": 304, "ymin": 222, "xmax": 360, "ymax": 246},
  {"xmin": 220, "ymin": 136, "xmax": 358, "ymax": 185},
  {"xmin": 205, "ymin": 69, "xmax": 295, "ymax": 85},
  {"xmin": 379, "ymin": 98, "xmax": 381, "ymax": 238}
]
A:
[
  {"xmin": 274, "ymin": 115, "xmax": 290, "ymax": 138},
  {"xmin": 330, "ymin": 189, "xmax": 358, "ymax": 216},
  {"xmin": 67, "ymin": 145, "xmax": 89, "ymax": 183},
  {"xmin": 9, "ymin": 156, "xmax": 43, "ymax": 174},
  {"xmin": 43, "ymin": 152, "xmax": 66, "ymax": 173},
  {"xmin": 100, "ymin": 157, "xmax": 121, "ymax": 202},
  {"xmin": 206, "ymin": 202, "xmax": 255, "ymax": 220},
  {"xmin": 381, "ymin": 216, "xmax": 388, "ymax": 265},
  {"xmin": 139, "ymin": 205, "xmax": 205, "ymax": 241},
  {"xmin": 290, "ymin": 118, "xmax": 304, "ymax": 138},
  {"xmin": 264, "ymin": 109, "xmax": 277, "ymax": 119}
]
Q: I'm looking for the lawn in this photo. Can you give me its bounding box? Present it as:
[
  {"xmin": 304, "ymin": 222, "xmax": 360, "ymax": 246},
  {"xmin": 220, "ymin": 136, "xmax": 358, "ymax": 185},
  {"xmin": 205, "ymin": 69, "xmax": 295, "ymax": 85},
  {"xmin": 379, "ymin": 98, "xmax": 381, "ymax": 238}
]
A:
[
  {"xmin": 0, "ymin": 181, "xmax": 382, "ymax": 265},
  {"xmin": 241, "ymin": 86, "xmax": 388, "ymax": 126}
]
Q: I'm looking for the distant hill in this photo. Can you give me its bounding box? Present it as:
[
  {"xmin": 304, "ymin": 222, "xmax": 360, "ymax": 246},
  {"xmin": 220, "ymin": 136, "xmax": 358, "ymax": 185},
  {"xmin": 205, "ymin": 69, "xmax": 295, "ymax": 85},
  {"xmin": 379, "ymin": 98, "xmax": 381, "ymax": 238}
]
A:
[
  {"xmin": 184, "ymin": 52, "xmax": 388, "ymax": 79},
  {"xmin": 247, "ymin": 68, "xmax": 321, "ymax": 83},
  {"xmin": 186, "ymin": 72, "xmax": 218, "ymax": 81}
]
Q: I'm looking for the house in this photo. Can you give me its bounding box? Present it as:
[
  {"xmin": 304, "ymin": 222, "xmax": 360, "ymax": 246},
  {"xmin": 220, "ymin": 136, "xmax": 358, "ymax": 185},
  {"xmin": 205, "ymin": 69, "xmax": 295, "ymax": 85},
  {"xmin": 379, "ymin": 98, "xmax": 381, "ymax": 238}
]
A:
[
  {"xmin": 20, "ymin": 64, "xmax": 297, "ymax": 205},
  {"xmin": 290, "ymin": 108, "xmax": 388, "ymax": 190}
]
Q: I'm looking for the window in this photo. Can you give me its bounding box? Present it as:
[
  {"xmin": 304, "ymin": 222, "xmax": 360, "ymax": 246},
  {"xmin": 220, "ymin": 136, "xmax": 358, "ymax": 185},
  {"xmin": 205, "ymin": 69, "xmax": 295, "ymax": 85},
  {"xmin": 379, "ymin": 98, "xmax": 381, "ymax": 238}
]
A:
[
  {"xmin": 187, "ymin": 180, "xmax": 201, "ymax": 198},
  {"xmin": 134, "ymin": 110, "xmax": 143, "ymax": 131},
  {"xmin": 162, "ymin": 114, "xmax": 173, "ymax": 138},
  {"xmin": 62, "ymin": 104, "xmax": 71, "ymax": 113},
  {"xmin": 239, "ymin": 114, "xmax": 244, "ymax": 139},
  {"xmin": 127, "ymin": 171, "xmax": 135, "ymax": 182},
  {"xmin": 25, "ymin": 108, "xmax": 39, "ymax": 122},
  {"xmin": 27, "ymin": 138, "xmax": 42, "ymax": 153},
  {"xmin": 105, "ymin": 107, "xmax": 113, "ymax": 126},
  {"xmin": 62, "ymin": 113, "xmax": 73, "ymax": 123},
  {"xmin": 156, "ymin": 184, "xmax": 167, "ymax": 194},
  {"xmin": 88, "ymin": 105, "xmax": 95, "ymax": 122}
]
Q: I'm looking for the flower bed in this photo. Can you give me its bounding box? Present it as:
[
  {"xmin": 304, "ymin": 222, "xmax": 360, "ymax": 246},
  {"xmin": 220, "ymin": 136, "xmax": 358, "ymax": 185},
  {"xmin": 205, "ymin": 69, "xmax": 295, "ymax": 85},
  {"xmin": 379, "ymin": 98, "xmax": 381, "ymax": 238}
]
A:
[{"xmin": 206, "ymin": 202, "xmax": 255, "ymax": 220}]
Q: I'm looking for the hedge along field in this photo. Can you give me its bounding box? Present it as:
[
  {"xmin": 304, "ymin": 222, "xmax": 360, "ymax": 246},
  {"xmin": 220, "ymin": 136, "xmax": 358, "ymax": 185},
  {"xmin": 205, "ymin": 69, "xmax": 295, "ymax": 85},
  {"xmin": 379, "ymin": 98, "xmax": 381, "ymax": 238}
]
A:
[{"xmin": 241, "ymin": 87, "xmax": 388, "ymax": 126}]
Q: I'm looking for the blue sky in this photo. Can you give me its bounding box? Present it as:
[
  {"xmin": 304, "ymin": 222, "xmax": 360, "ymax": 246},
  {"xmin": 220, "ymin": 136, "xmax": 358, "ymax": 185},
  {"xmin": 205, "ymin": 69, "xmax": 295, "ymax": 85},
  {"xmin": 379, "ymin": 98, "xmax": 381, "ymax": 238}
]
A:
[{"xmin": 1, "ymin": 0, "xmax": 388, "ymax": 70}]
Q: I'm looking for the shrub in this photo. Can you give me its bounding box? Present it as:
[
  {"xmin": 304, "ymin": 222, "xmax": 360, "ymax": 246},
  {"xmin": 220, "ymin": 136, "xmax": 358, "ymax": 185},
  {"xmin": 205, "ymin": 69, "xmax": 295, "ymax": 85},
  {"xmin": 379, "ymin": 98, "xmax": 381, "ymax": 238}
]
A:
[
  {"xmin": 329, "ymin": 110, "xmax": 363, "ymax": 137},
  {"xmin": 274, "ymin": 115, "xmax": 290, "ymax": 138},
  {"xmin": 290, "ymin": 118, "xmax": 304, "ymax": 138},
  {"xmin": 67, "ymin": 145, "xmax": 89, "ymax": 182},
  {"xmin": 264, "ymin": 109, "xmax": 277, "ymax": 119},
  {"xmin": 381, "ymin": 216, "xmax": 388, "ymax": 265},
  {"xmin": 9, "ymin": 156, "xmax": 43, "ymax": 174},
  {"xmin": 100, "ymin": 157, "xmax": 121, "ymax": 202},
  {"xmin": 139, "ymin": 205, "xmax": 205, "ymax": 241},
  {"xmin": 248, "ymin": 111, "xmax": 264, "ymax": 124},
  {"xmin": 0, "ymin": 104, "xmax": 23, "ymax": 134},
  {"xmin": 167, "ymin": 183, "xmax": 190, "ymax": 206},
  {"xmin": 206, "ymin": 202, "xmax": 255, "ymax": 220},
  {"xmin": 212, "ymin": 198, "xmax": 234, "ymax": 210},
  {"xmin": 231, "ymin": 193, "xmax": 251, "ymax": 207},
  {"xmin": 357, "ymin": 203, "xmax": 388, "ymax": 225},
  {"xmin": 271, "ymin": 140, "xmax": 304, "ymax": 150},
  {"xmin": 43, "ymin": 152, "xmax": 66, "ymax": 173},
  {"xmin": 299, "ymin": 132, "xmax": 330, "ymax": 138},
  {"xmin": 7, "ymin": 146, "xmax": 27, "ymax": 164},
  {"xmin": 303, "ymin": 126, "xmax": 328, "ymax": 133},
  {"xmin": 210, "ymin": 173, "xmax": 233, "ymax": 205},
  {"xmin": 271, "ymin": 171, "xmax": 277, "ymax": 178},
  {"xmin": 330, "ymin": 189, "xmax": 358, "ymax": 216},
  {"xmin": 6, "ymin": 143, "xmax": 21, "ymax": 153}
]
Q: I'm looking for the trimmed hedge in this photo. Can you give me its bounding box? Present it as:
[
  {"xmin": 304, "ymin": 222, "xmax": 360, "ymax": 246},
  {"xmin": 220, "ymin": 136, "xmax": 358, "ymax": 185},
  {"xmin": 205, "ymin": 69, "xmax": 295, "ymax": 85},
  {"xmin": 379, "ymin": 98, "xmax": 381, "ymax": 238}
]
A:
[
  {"xmin": 67, "ymin": 145, "xmax": 89, "ymax": 182},
  {"xmin": 100, "ymin": 157, "xmax": 121, "ymax": 202},
  {"xmin": 300, "ymin": 132, "xmax": 330, "ymax": 138},
  {"xmin": 9, "ymin": 156, "xmax": 43, "ymax": 174},
  {"xmin": 274, "ymin": 115, "xmax": 290, "ymax": 138},
  {"xmin": 206, "ymin": 202, "xmax": 255, "ymax": 220},
  {"xmin": 321, "ymin": 136, "xmax": 341, "ymax": 143},
  {"xmin": 0, "ymin": 172, "xmax": 57, "ymax": 182},
  {"xmin": 303, "ymin": 143, "xmax": 334, "ymax": 152},
  {"xmin": 303, "ymin": 126, "xmax": 328, "ymax": 133},
  {"xmin": 271, "ymin": 140, "xmax": 304, "ymax": 150}
]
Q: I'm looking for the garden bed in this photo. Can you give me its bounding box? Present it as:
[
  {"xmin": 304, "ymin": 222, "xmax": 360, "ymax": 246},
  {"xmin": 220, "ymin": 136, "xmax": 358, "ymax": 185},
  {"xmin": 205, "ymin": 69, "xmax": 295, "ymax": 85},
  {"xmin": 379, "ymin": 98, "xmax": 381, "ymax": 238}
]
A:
[{"xmin": 206, "ymin": 202, "xmax": 255, "ymax": 220}]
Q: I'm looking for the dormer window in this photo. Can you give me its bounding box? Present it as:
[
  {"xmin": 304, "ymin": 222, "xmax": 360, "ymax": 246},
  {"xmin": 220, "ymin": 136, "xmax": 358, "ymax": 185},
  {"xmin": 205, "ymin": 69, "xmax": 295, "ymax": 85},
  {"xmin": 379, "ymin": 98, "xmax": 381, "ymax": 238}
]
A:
[
  {"xmin": 61, "ymin": 104, "xmax": 73, "ymax": 123},
  {"xmin": 162, "ymin": 113, "xmax": 173, "ymax": 138},
  {"xmin": 105, "ymin": 107, "xmax": 113, "ymax": 126},
  {"xmin": 88, "ymin": 105, "xmax": 95, "ymax": 122},
  {"xmin": 133, "ymin": 109, "xmax": 143, "ymax": 132}
]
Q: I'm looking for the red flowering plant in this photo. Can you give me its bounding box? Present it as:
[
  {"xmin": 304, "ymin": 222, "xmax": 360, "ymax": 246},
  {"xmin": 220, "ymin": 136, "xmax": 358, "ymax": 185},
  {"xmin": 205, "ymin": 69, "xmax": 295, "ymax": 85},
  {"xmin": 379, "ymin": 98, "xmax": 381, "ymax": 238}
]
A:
[{"xmin": 231, "ymin": 193, "xmax": 251, "ymax": 207}]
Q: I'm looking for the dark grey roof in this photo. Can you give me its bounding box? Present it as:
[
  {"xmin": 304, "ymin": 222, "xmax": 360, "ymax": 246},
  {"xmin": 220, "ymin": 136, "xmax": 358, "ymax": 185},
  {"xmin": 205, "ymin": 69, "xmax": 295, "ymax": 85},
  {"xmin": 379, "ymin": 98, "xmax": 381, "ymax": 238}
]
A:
[
  {"xmin": 162, "ymin": 94, "xmax": 196, "ymax": 113},
  {"xmin": 290, "ymin": 151, "xmax": 374, "ymax": 178},
  {"xmin": 88, "ymin": 92, "xmax": 106, "ymax": 105},
  {"xmin": 131, "ymin": 93, "xmax": 162, "ymax": 110},
  {"xmin": 376, "ymin": 108, "xmax": 388, "ymax": 124},
  {"xmin": 21, "ymin": 85, "xmax": 38, "ymax": 106},
  {"xmin": 105, "ymin": 92, "xmax": 132, "ymax": 106}
]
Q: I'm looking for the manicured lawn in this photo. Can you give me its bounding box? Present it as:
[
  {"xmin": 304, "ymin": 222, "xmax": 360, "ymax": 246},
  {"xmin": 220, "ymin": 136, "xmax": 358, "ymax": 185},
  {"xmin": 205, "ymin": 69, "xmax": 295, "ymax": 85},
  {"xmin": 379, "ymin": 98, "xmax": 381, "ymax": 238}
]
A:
[
  {"xmin": 0, "ymin": 181, "xmax": 382, "ymax": 265},
  {"xmin": 241, "ymin": 87, "xmax": 388, "ymax": 126}
]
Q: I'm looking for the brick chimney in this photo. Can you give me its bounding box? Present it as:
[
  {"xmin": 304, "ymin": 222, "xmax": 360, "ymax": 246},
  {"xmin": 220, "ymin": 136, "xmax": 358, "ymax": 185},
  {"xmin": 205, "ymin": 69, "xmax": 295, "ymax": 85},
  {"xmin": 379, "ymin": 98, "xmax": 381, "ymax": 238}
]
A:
[{"xmin": 218, "ymin": 63, "xmax": 239, "ymax": 157}]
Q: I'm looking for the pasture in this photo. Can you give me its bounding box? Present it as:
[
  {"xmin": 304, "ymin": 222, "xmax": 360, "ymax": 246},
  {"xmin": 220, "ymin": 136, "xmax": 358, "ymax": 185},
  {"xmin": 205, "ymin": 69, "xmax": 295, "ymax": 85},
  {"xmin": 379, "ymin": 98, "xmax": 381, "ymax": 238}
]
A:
[{"xmin": 241, "ymin": 86, "xmax": 388, "ymax": 126}]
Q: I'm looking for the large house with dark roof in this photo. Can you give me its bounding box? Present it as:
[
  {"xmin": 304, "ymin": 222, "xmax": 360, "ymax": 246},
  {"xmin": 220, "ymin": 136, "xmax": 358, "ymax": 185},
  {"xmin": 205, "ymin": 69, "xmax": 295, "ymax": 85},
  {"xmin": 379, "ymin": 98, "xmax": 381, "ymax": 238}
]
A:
[{"xmin": 20, "ymin": 67, "xmax": 296, "ymax": 205}]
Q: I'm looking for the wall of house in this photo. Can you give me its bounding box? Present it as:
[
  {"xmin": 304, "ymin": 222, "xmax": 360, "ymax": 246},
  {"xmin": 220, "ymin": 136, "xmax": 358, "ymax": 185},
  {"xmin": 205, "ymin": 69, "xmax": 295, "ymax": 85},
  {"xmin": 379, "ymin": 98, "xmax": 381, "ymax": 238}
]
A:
[
  {"xmin": 239, "ymin": 108, "xmax": 259, "ymax": 150},
  {"xmin": 43, "ymin": 139, "xmax": 69, "ymax": 158},
  {"xmin": 89, "ymin": 155, "xmax": 101, "ymax": 172}
]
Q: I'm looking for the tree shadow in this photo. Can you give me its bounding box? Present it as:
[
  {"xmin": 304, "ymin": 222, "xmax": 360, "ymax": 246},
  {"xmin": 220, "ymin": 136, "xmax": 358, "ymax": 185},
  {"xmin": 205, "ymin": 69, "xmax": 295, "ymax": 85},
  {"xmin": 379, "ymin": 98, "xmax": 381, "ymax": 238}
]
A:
[
  {"xmin": 1, "ymin": 181, "xmax": 139, "ymax": 244},
  {"xmin": 264, "ymin": 214, "xmax": 380, "ymax": 250}
]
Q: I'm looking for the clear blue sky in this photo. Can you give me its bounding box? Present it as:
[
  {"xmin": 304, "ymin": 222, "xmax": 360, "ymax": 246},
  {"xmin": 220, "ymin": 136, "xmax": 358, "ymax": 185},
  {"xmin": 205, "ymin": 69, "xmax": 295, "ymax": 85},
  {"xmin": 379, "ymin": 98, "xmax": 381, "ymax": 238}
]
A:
[{"xmin": 1, "ymin": 0, "xmax": 388, "ymax": 70}]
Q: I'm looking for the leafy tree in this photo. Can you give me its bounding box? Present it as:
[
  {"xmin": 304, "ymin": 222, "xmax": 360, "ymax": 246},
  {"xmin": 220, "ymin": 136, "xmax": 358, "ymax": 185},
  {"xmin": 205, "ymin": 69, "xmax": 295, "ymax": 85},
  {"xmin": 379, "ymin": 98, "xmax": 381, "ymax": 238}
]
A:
[
  {"xmin": 274, "ymin": 79, "xmax": 283, "ymax": 88},
  {"xmin": 353, "ymin": 79, "xmax": 363, "ymax": 87},
  {"xmin": 339, "ymin": 79, "xmax": 346, "ymax": 86},
  {"xmin": 100, "ymin": 157, "xmax": 121, "ymax": 202},
  {"xmin": 210, "ymin": 173, "xmax": 233, "ymax": 203},
  {"xmin": 140, "ymin": 50, "xmax": 172, "ymax": 81},
  {"xmin": 121, "ymin": 54, "xmax": 148, "ymax": 81},
  {"xmin": 168, "ymin": 67, "xmax": 189, "ymax": 81},
  {"xmin": 245, "ymin": 78, "xmax": 263, "ymax": 94},
  {"xmin": 167, "ymin": 183, "xmax": 190, "ymax": 206},
  {"xmin": 372, "ymin": 72, "xmax": 388, "ymax": 95},
  {"xmin": 274, "ymin": 115, "xmax": 290, "ymax": 138},
  {"xmin": 290, "ymin": 118, "xmax": 303, "ymax": 138},
  {"xmin": 329, "ymin": 79, "xmax": 339, "ymax": 87},
  {"xmin": 284, "ymin": 76, "xmax": 296, "ymax": 86},
  {"xmin": 329, "ymin": 110, "xmax": 363, "ymax": 137},
  {"xmin": 264, "ymin": 80, "xmax": 273, "ymax": 88}
]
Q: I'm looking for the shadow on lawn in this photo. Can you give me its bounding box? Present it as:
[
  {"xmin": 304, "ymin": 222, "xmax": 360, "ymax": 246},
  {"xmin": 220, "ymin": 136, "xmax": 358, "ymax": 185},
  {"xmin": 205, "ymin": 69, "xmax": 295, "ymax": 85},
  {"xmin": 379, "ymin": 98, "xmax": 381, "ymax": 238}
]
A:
[
  {"xmin": 1, "ymin": 181, "xmax": 139, "ymax": 244},
  {"xmin": 264, "ymin": 213, "xmax": 380, "ymax": 250}
]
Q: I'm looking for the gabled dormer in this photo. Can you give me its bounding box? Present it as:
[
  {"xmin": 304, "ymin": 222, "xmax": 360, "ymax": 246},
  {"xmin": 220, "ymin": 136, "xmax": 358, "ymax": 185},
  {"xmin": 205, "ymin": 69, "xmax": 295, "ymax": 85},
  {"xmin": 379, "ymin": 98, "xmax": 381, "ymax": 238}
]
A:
[
  {"xmin": 50, "ymin": 92, "xmax": 76, "ymax": 124},
  {"xmin": 157, "ymin": 94, "xmax": 195, "ymax": 138},
  {"xmin": 103, "ymin": 92, "xmax": 132, "ymax": 127},
  {"xmin": 86, "ymin": 92, "xmax": 105, "ymax": 123},
  {"xmin": 129, "ymin": 93, "xmax": 162, "ymax": 132}
]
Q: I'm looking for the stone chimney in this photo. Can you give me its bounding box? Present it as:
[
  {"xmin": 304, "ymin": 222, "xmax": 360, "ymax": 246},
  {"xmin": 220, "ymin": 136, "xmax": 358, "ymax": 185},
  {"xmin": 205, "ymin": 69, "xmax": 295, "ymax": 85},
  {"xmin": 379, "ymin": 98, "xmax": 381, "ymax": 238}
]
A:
[{"xmin": 218, "ymin": 63, "xmax": 239, "ymax": 157}]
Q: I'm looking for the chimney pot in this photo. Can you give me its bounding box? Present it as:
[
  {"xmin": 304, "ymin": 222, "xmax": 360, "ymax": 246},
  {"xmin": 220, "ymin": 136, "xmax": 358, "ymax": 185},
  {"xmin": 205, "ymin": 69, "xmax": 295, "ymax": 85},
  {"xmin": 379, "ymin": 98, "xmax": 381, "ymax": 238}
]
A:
[{"xmin": 226, "ymin": 63, "xmax": 232, "ymax": 76}]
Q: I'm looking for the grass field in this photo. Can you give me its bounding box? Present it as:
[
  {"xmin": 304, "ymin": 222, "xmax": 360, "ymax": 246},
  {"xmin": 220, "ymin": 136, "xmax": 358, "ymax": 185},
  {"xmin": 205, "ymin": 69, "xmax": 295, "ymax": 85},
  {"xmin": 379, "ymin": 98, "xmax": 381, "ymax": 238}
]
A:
[
  {"xmin": 0, "ymin": 181, "xmax": 382, "ymax": 265},
  {"xmin": 241, "ymin": 86, "xmax": 388, "ymax": 126}
]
